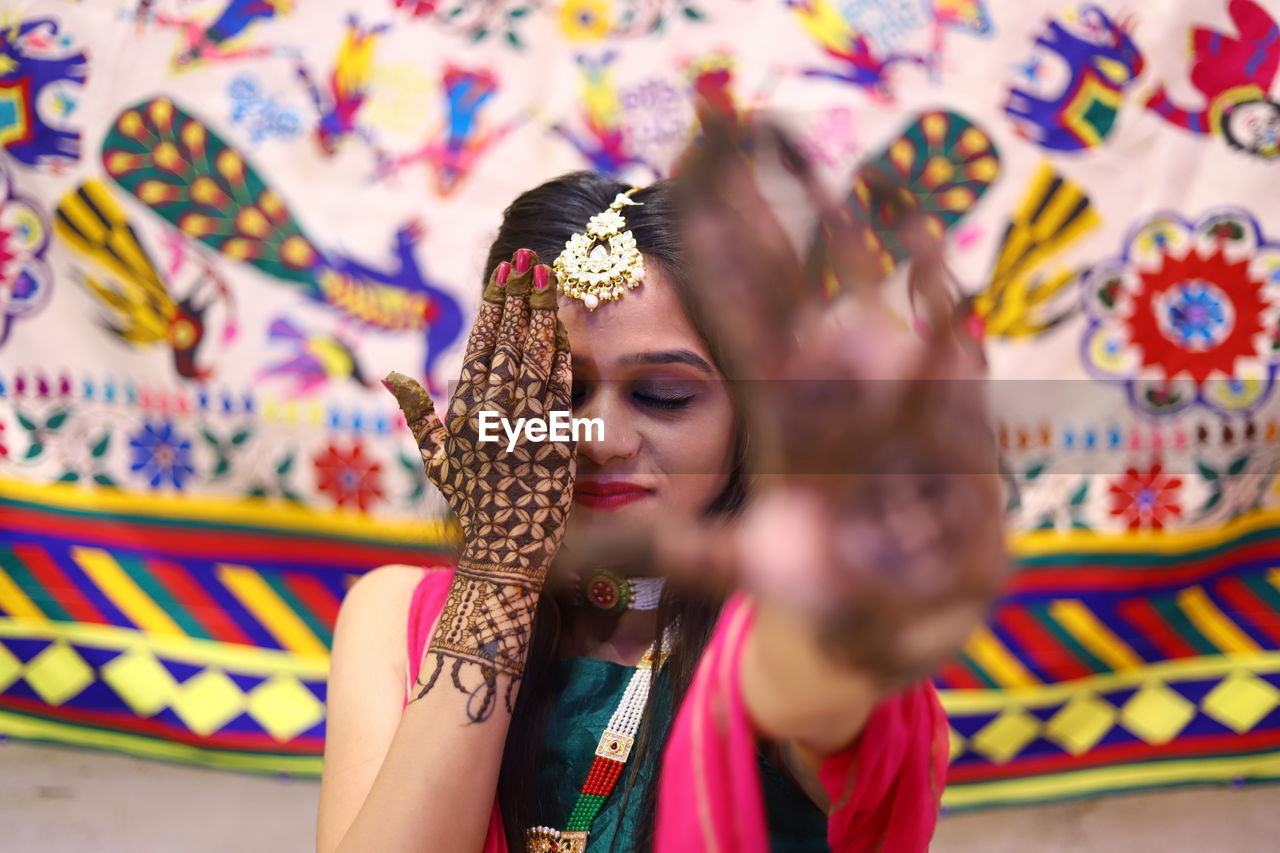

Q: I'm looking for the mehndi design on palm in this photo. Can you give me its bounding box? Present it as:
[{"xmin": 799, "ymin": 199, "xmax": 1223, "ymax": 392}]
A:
[{"xmin": 384, "ymin": 250, "xmax": 574, "ymax": 721}]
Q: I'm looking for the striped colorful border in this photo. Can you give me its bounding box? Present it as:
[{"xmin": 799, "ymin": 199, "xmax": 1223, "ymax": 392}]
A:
[
  {"xmin": 0, "ymin": 476, "xmax": 453, "ymax": 769},
  {"xmin": 4, "ymin": 478, "xmax": 1280, "ymax": 808}
]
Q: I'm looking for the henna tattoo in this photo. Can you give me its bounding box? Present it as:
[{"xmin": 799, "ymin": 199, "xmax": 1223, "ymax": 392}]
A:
[
  {"xmin": 387, "ymin": 250, "xmax": 575, "ymax": 722},
  {"xmin": 413, "ymin": 561, "xmax": 542, "ymax": 720}
]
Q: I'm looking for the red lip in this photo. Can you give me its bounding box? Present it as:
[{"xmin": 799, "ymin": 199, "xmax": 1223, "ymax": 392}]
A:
[{"xmin": 573, "ymin": 481, "xmax": 653, "ymax": 510}]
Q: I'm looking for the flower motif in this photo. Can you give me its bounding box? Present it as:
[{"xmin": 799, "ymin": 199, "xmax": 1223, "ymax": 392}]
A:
[
  {"xmin": 1080, "ymin": 209, "xmax": 1280, "ymax": 415},
  {"xmin": 559, "ymin": 0, "xmax": 612, "ymax": 42},
  {"xmin": 1108, "ymin": 463, "xmax": 1182, "ymax": 530},
  {"xmin": 313, "ymin": 440, "xmax": 385, "ymax": 511},
  {"xmin": 0, "ymin": 162, "xmax": 53, "ymax": 344},
  {"xmin": 129, "ymin": 420, "xmax": 195, "ymax": 489}
]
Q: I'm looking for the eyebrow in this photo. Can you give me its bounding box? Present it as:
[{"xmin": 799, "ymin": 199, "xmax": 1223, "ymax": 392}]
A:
[{"xmin": 616, "ymin": 349, "xmax": 717, "ymax": 375}]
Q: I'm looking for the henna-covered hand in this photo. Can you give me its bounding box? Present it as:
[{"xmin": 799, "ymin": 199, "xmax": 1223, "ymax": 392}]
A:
[
  {"xmin": 384, "ymin": 250, "xmax": 574, "ymax": 720},
  {"xmin": 569, "ymin": 116, "xmax": 1010, "ymax": 689}
]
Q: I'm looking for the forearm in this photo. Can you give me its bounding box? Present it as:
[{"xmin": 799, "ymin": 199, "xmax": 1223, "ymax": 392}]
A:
[
  {"xmin": 331, "ymin": 681, "xmax": 513, "ymax": 853},
  {"xmin": 741, "ymin": 601, "xmax": 878, "ymax": 756},
  {"xmin": 328, "ymin": 561, "xmax": 541, "ymax": 853}
]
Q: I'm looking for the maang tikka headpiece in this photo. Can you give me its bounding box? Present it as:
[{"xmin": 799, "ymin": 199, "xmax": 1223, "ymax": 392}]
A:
[{"xmin": 554, "ymin": 187, "xmax": 646, "ymax": 311}]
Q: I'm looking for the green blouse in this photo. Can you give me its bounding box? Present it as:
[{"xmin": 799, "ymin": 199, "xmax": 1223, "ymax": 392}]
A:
[{"xmin": 530, "ymin": 656, "xmax": 830, "ymax": 852}]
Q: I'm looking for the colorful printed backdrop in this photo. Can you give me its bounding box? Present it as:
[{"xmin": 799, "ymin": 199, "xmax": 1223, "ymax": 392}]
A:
[{"xmin": 3, "ymin": 0, "xmax": 1280, "ymax": 811}]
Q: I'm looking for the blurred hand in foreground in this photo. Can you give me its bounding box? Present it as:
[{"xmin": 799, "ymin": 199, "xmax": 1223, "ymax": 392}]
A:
[{"xmin": 570, "ymin": 112, "xmax": 1010, "ymax": 688}]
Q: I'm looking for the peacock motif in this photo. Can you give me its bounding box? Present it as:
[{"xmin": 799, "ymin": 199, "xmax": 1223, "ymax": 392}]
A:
[
  {"xmin": 54, "ymin": 179, "xmax": 235, "ymax": 381},
  {"xmin": 101, "ymin": 96, "xmax": 463, "ymax": 393}
]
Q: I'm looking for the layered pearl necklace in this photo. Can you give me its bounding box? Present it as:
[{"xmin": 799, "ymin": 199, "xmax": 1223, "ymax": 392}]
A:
[{"xmin": 525, "ymin": 626, "xmax": 675, "ymax": 853}]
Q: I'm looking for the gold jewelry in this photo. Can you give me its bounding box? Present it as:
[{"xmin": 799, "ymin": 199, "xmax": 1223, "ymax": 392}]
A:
[
  {"xmin": 572, "ymin": 568, "xmax": 665, "ymax": 614},
  {"xmin": 553, "ymin": 187, "xmax": 646, "ymax": 311}
]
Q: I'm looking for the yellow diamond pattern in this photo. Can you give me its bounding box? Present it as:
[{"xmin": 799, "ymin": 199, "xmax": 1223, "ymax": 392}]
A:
[
  {"xmin": 24, "ymin": 641, "xmax": 94, "ymax": 705},
  {"xmin": 1121, "ymin": 683, "xmax": 1195, "ymax": 745},
  {"xmin": 170, "ymin": 669, "xmax": 246, "ymax": 737},
  {"xmin": 246, "ymin": 674, "xmax": 324, "ymax": 741},
  {"xmin": 101, "ymin": 647, "xmax": 178, "ymax": 717},
  {"xmin": 1201, "ymin": 671, "xmax": 1280, "ymax": 734},
  {"xmin": 971, "ymin": 708, "xmax": 1040, "ymax": 764},
  {"xmin": 1045, "ymin": 692, "xmax": 1116, "ymax": 756},
  {"xmin": 0, "ymin": 638, "xmax": 328, "ymax": 741},
  {"xmin": 0, "ymin": 642, "xmax": 22, "ymax": 693},
  {"xmin": 948, "ymin": 727, "xmax": 966, "ymax": 762}
]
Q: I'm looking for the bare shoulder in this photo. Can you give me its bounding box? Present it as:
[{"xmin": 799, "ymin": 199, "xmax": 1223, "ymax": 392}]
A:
[{"xmin": 332, "ymin": 564, "xmax": 429, "ymax": 681}]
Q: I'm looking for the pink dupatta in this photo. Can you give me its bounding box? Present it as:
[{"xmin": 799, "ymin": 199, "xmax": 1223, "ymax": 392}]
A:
[{"xmin": 404, "ymin": 569, "xmax": 947, "ymax": 852}]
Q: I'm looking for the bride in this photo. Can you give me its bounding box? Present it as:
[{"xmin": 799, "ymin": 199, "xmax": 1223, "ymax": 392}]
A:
[{"xmin": 316, "ymin": 118, "xmax": 1006, "ymax": 853}]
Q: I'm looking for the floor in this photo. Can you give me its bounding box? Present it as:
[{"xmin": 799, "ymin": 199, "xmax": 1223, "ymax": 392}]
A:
[{"xmin": 1, "ymin": 738, "xmax": 1276, "ymax": 851}]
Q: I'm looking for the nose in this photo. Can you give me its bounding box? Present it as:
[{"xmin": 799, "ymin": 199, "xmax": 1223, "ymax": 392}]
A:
[{"xmin": 574, "ymin": 387, "xmax": 640, "ymax": 467}]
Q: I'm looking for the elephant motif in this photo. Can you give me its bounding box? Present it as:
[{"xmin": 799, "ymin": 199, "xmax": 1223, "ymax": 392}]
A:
[
  {"xmin": 1004, "ymin": 5, "xmax": 1145, "ymax": 152},
  {"xmin": 0, "ymin": 18, "xmax": 88, "ymax": 169}
]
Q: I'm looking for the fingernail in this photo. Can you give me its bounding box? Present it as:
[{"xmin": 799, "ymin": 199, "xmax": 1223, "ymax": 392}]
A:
[
  {"xmin": 514, "ymin": 249, "xmax": 532, "ymax": 274},
  {"xmin": 534, "ymin": 265, "xmax": 549, "ymax": 290},
  {"xmin": 496, "ymin": 262, "xmax": 511, "ymax": 286}
]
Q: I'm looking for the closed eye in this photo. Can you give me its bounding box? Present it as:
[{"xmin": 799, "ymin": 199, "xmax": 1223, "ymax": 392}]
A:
[{"xmin": 634, "ymin": 390, "xmax": 694, "ymax": 411}]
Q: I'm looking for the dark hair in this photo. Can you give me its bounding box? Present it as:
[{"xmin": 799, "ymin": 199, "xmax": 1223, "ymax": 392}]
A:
[{"xmin": 488, "ymin": 171, "xmax": 748, "ymax": 851}]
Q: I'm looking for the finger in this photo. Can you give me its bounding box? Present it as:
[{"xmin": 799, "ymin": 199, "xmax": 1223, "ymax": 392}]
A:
[
  {"xmin": 453, "ymin": 263, "xmax": 510, "ymax": 426},
  {"xmin": 676, "ymin": 112, "xmax": 815, "ymax": 378},
  {"xmin": 548, "ymin": 322, "xmax": 573, "ymax": 416},
  {"xmin": 559, "ymin": 513, "xmax": 743, "ymax": 598},
  {"xmin": 813, "ymin": 193, "xmax": 895, "ymax": 311},
  {"xmin": 759, "ymin": 121, "xmax": 891, "ymax": 309},
  {"xmin": 892, "ymin": 224, "xmax": 993, "ymax": 450},
  {"xmin": 516, "ymin": 263, "xmax": 559, "ymax": 418},
  {"xmin": 383, "ymin": 371, "xmax": 446, "ymax": 463},
  {"xmin": 903, "ymin": 225, "xmax": 959, "ymax": 356},
  {"xmin": 483, "ymin": 248, "xmax": 536, "ymax": 416}
]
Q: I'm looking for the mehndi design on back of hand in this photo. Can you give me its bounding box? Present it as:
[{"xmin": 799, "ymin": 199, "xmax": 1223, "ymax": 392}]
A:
[{"xmin": 384, "ymin": 250, "xmax": 574, "ymax": 721}]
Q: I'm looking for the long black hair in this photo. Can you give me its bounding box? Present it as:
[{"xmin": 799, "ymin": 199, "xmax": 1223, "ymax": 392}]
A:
[{"xmin": 485, "ymin": 171, "xmax": 749, "ymax": 851}]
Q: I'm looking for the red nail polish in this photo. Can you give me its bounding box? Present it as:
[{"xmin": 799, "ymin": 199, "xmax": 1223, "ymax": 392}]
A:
[
  {"xmin": 514, "ymin": 249, "xmax": 532, "ymax": 274},
  {"xmin": 534, "ymin": 265, "xmax": 549, "ymax": 290},
  {"xmin": 496, "ymin": 262, "xmax": 511, "ymax": 285}
]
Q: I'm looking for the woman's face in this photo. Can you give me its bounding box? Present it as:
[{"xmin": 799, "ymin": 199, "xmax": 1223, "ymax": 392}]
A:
[{"xmin": 558, "ymin": 263, "xmax": 736, "ymax": 546}]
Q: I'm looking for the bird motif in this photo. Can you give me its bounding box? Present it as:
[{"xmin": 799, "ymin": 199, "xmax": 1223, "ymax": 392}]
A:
[
  {"xmin": 259, "ymin": 315, "xmax": 370, "ymax": 397},
  {"xmin": 373, "ymin": 64, "xmax": 518, "ymax": 196},
  {"xmin": 134, "ymin": 0, "xmax": 294, "ymax": 69},
  {"xmin": 971, "ymin": 162, "xmax": 1100, "ymax": 339},
  {"xmin": 292, "ymin": 14, "xmax": 389, "ymax": 156},
  {"xmin": 102, "ymin": 96, "xmax": 463, "ymax": 394},
  {"xmin": 785, "ymin": 0, "xmax": 933, "ymax": 98},
  {"xmin": 54, "ymin": 179, "xmax": 231, "ymax": 380},
  {"xmin": 550, "ymin": 52, "xmax": 655, "ymax": 178}
]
